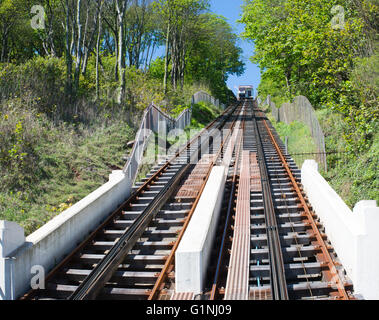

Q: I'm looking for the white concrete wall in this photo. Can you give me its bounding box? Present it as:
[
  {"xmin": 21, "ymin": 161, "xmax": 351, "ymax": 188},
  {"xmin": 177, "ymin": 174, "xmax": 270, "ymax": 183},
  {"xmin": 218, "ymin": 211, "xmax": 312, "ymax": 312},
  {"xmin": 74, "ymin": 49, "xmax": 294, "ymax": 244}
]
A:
[
  {"xmin": 0, "ymin": 170, "xmax": 132, "ymax": 300},
  {"xmin": 0, "ymin": 221, "xmax": 26, "ymax": 299},
  {"xmin": 301, "ymin": 160, "xmax": 379, "ymax": 300},
  {"xmin": 175, "ymin": 166, "xmax": 226, "ymax": 294}
]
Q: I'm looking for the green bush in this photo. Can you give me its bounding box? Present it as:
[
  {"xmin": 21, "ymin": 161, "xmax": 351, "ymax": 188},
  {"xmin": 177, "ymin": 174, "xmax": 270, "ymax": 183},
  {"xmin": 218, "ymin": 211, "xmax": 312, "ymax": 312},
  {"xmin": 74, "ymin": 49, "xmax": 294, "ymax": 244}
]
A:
[
  {"xmin": 0, "ymin": 57, "xmax": 66, "ymax": 115},
  {"xmin": 191, "ymin": 101, "xmax": 222, "ymax": 127},
  {"xmin": 267, "ymin": 113, "xmax": 318, "ymax": 155},
  {"xmin": 317, "ymin": 108, "xmax": 379, "ymax": 208}
]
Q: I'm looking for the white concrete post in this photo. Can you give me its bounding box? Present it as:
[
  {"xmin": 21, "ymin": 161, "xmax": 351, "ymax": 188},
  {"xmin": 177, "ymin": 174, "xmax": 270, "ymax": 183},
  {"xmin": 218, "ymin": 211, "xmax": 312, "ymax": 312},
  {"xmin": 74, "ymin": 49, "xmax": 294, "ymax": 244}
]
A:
[
  {"xmin": 352, "ymin": 200, "xmax": 379, "ymax": 300},
  {"xmin": 109, "ymin": 170, "xmax": 125, "ymax": 183},
  {"xmin": 0, "ymin": 221, "xmax": 25, "ymax": 300}
]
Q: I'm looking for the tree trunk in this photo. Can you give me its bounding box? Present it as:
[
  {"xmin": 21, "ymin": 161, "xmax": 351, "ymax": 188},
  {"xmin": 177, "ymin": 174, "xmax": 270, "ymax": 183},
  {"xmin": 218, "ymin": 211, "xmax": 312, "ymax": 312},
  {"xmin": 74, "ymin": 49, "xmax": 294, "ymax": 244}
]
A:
[
  {"xmin": 73, "ymin": 0, "xmax": 83, "ymax": 97},
  {"xmin": 65, "ymin": 0, "xmax": 73, "ymax": 99},
  {"xmin": 117, "ymin": 16, "xmax": 126, "ymax": 103},
  {"xmin": 96, "ymin": 1, "xmax": 104, "ymax": 100},
  {"xmin": 115, "ymin": 0, "xmax": 128, "ymax": 104},
  {"xmin": 1, "ymin": 25, "xmax": 10, "ymax": 63},
  {"xmin": 285, "ymin": 71, "xmax": 292, "ymax": 98},
  {"xmin": 163, "ymin": 22, "xmax": 170, "ymax": 94}
]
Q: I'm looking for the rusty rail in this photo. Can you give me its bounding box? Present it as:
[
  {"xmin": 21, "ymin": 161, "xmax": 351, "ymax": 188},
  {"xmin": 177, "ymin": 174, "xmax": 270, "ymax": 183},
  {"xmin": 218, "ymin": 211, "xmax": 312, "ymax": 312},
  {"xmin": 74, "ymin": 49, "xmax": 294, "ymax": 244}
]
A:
[
  {"xmin": 148, "ymin": 103, "xmax": 245, "ymax": 300},
  {"xmin": 261, "ymin": 118, "xmax": 350, "ymax": 300}
]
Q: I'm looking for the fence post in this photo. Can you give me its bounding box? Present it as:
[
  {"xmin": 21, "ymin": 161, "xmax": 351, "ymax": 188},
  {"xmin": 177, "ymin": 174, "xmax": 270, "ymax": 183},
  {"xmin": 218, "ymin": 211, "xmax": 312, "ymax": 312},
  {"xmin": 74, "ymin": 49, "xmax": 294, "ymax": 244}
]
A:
[
  {"xmin": 285, "ymin": 136, "xmax": 289, "ymax": 154},
  {"xmin": 0, "ymin": 221, "xmax": 25, "ymax": 300}
]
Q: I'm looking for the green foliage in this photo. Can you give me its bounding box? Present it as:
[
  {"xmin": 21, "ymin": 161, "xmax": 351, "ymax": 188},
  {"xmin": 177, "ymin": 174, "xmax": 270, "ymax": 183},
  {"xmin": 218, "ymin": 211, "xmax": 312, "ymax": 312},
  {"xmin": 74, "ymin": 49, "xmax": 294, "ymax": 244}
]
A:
[
  {"xmin": 148, "ymin": 57, "xmax": 166, "ymax": 81},
  {"xmin": 317, "ymin": 108, "xmax": 379, "ymax": 208},
  {"xmin": 0, "ymin": 56, "xmax": 66, "ymax": 115},
  {"xmin": 185, "ymin": 13, "xmax": 245, "ymax": 104},
  {"xmin": 258, "ymin": 73, "xmax": 289, "ymax": 106},
  {"xmin": 241, "ymin": 0, "xmax": 378, "ymax": 152},
  {"xmin": 242, "ymin": 0, "xmax": 363, "ymax": 104},
  {"xmin": 267, "ymin": 113, "xmax": 318, "ymax": 170},
  {"xmin": 0, "ymin": 101, "xmax": 47, "ymax": 191},
  {"xmin": 0, "ymin": 99, "xmax": 135, "ymax": 235},
  {"xmin": 345, "ymin": 49, "xmax": 379, "ymax": 151},
  {"xmin": 190, "ymin": 101, "xmax": 222, "ymax": 127}
]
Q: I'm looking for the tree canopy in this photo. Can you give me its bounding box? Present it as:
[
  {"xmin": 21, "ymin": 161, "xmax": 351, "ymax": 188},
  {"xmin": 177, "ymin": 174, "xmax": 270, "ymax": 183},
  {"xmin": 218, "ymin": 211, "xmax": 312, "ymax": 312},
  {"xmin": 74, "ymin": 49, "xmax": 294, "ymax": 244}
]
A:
[
  {"xmin": 0, "ymin": 0, "xmax": 244, "ymax": 104},
  {"xmin": 241, "ymin": 0, "xmax": 379, "ymax": 151}
]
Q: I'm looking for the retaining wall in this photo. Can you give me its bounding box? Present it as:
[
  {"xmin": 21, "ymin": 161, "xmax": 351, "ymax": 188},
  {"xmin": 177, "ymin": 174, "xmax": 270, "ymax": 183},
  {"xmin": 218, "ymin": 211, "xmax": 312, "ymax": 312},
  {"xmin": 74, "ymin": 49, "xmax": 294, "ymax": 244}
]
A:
[
  {"xmin": 0, "ymin": 171, "xmax": 130, "ymax": 299},
  {"xmin": 302, "ymin": 160, "xmax": 379, "ymax": 300}
]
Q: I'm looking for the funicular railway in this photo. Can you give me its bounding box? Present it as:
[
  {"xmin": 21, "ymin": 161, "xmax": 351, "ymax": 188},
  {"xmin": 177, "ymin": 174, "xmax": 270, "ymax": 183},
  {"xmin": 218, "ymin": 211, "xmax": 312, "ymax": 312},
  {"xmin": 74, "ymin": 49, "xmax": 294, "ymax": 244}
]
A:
[{"xmin": 21, "ymin": 98, "xmax": 354, "ymax": 300}]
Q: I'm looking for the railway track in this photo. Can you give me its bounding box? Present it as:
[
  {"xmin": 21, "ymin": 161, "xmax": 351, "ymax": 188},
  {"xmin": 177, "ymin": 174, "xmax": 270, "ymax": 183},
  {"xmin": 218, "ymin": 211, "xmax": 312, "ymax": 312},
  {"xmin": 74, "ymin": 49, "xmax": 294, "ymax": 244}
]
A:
[
  {"xmin": 21, "ymin": 98, "xmax": 354, "ymax": 301},
  {"xmin": 22, "ymin": 99, "xmax": 244, "ymax": 300},
  {"xmin": 205, "ymin": 99, "xmax": 354, "ymax": 300}
]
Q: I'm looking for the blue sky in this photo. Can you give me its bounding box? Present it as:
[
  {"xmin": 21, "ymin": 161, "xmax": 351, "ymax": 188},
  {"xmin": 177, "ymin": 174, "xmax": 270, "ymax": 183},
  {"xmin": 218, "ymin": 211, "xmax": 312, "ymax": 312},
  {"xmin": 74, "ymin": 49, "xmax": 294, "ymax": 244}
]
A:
[{"xmin": 209, "ymin": 0, "xmax": 261, "ymax": 96}]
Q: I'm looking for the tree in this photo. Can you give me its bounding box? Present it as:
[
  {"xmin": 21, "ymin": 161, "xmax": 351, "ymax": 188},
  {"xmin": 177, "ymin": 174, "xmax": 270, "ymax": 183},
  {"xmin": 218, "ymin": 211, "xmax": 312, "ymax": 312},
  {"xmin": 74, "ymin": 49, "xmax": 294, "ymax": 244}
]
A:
[
  {"xmin": 155, "ymin": 0, "xmax": 209, "ymax": 93},
  {"xmin": 0, "ymin": 0, "xmax": 29, "ymax": 62},
  {"xmin": 241, "ymin": 0, "xmax": 377, "ymax": 151},
  {"xmin": 185, "ymin": 13, "xmax": 245, "ymax": 102},
  {"xmin": 241, "ymin": 0, "xmax": 364, "ymax": 105},
  {"xmin": 115, "ymin": 0, "xmax": 129, "ymax": 103}
]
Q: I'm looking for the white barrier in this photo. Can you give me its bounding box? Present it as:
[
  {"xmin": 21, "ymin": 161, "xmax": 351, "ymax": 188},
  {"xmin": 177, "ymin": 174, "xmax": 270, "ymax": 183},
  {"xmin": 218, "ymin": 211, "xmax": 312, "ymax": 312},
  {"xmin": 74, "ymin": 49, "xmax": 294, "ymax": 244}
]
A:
[
  {"xmin": 301, "ymin": 160, "xmax": 379, "ymax": 300},
  {"xmin": 192, "ymin": 91, "xmax": 226, "ymax": 110},
  {"xmin": 175, "ymin": 166, "xmax": 226, "ymax": 294},
  {"xmin": 0, "ymin": 170, "xmax": 129, "ymax": 299}
]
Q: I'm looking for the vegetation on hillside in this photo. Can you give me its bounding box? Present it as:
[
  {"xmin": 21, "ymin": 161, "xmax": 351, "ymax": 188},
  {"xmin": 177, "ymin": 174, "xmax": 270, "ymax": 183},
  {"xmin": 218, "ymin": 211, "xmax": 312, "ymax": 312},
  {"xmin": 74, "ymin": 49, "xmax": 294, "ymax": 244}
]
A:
[
  {"xmin": 241, "ymin": 0, "xmax": 378, "ymax": 153},
  {"xmin": 266, "ymin": 113, "xmax": 318, "ymax": 155},
  {"xmin": 0, "ymin": 104, "xmax": 135, "ymax": 235},
  {"xmin": 241, "ymin": 0, "xmax": 378, "ymax": 205},
  {"xmin": 267, "ymin": 107, "xmax": 379, "ymax": 207},
  {"xmin": 317, "ymin": 108, "xmax": 379, "ymax": 208},
  {"xmin": 0, "ymin": 0, "xmax": 244, "ymax": 234}
]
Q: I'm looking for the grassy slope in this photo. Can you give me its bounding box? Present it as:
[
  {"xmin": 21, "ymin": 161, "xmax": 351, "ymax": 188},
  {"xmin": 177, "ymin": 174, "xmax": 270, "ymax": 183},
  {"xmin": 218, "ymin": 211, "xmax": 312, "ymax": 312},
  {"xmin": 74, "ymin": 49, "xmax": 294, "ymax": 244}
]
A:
[
  {"xmin": 0, "ymin": 100, "xmax": 223, "ymax": 236},
  {"xmin": 0, "ymin": 115, "xmax": 134, "ymax": 235},
  {"xmin": 266, "ymin": 112, "xmax": 318, "ymax": 167},
  {"xmin": 267, "ymin": 108, "xmax": 378, "ymax": 208}
]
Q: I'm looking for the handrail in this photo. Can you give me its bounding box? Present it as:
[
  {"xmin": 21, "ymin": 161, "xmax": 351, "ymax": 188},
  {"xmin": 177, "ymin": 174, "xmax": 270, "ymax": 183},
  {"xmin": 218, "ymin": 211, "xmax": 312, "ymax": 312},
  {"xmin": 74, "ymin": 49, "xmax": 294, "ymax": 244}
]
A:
[{"xmin": 122, "ymin": 91, "xmax": 223, "ymax": 188}]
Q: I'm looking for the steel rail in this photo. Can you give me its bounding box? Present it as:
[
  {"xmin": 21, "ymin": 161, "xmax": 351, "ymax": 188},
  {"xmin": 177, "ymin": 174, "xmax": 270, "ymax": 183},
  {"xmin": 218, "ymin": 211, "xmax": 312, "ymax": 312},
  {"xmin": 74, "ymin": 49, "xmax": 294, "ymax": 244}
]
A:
[
  {"xmin": 266, "ymin": 124, "xmax": 315, "ymax": 299},
  {"xmin": 261, "ymin": 119, "xmax": 350, "ymax": 300},
  {"xmin": 270, "ymin": 148, "xmax": 316, "ymax": 298},
  {"xmin": 69, "ymin": 164, "xmax": 190, "ymax": 300},
  {"xmin": 148, "ymin": 102, "xmax": 245, "ymax": 300},
  {"xmin": 209, "ymin": 111, "xmax": 245, "ymax": 300},
  {"xmin": 20, "ymin": 158, "xmax": 172, "ymax": 300},
  {"xmin": 252, "ymin": 109, "xmax": 289, "ymax": 300},
  {"xmin": 147, "ymin": 162, "xmax": 212, "ymax": 300}
]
